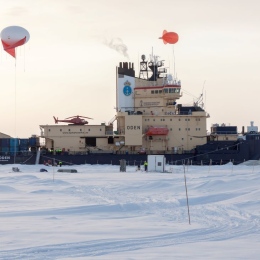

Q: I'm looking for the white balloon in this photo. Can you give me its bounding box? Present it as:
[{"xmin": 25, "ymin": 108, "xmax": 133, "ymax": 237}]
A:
[
  {"xmin": 1, "ymin": 26, "xmax": 30, "ymax": 45},
  {"xmin": 1, "ymin": 26, "xmax": 30, "ymax": 57}
]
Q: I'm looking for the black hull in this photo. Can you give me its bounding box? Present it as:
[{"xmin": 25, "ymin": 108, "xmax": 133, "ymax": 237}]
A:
[
  {"xmin": 1, "ymin": 138, "xmax": 260, "ymax": 166},
  {"xmin": 39, "ymin": 138, "xmax": 260, "ymax": 166},
  {"xmin": 0, "ymin": 154, "xmax": 37, "ymax": 165},
  {"xmin": 40, "ymin": 138, "xmax": 260, "ymax": 166}
]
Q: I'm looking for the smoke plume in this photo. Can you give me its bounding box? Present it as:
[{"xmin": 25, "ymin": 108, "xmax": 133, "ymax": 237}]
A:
[{"xmin": 103, "ymin": 37, "xmax": 129, "ymax": 59}]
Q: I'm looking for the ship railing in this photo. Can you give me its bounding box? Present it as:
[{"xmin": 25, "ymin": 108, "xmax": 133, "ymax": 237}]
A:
[
  {"xmin": 141, "ymin": 111, "xmax": 195, "ymax": 116},
  {"xmin": 115, "ymin": 128, "xmax": 125, "ymax": 135},
  {"xmin": 105, "ymin": 131, "xmax": 114, "ymax": 135},
  {"xmin": 211, "ymin": 131, "xmax": 238, "ymax": 135},
  {"xmin": 0, "ymin": 151, "xmax": 34, "ymax": 156}
]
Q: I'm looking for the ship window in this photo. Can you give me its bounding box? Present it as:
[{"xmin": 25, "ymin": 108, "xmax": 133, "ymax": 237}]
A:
[
  {"xmin": 175, "ymin": 89, "xmax": 180, "ymax": 93},
  {"xmin": 100, "ymin": 129, "xmax": 102, "ymax": 131},
  {"xmin": 155, "ymin": 90, "xmax": 158, "ymax": 94},
  {"xmin": 153, "ymin": 119, "xmax": 155, "ymax": 121},
  {"xmin": 170, "ymin": 128, "xmax": 172, "ymax": 131},
  {"xmin": 80, "ymin": 129, "xmax": 82, "ymax": 131},
  {"xmin": 188, "ymin": 119, "xmax": 190, "ymax": 121},
  {"xmin": 179, "ymin": 118, "xmax": 181, "ymax": 121},
  {"xmin": 190, "ymin": 138, "xmax": 192, "ymax": 140},
  {"xmin": 48, "ymin": 129, "xmax": 50, "ymax": 132},
  {"xmin": 60, "ymin": 129, "xmax": 62, "ymax": 131},
  {"xmin": 68, "ymin": 129, "xmax": 70, "ymax": 131},
  {"xmin": 164, "ymin": 88, "xmax": 168, "ymax": 93},
  {"xmin": 159, "ymin": 90, "xmax": 162, "ymax": 93},
  {"xmin": 179, "ymin": 128, "xmax": 181, "ymax": 131},
  {"xmin": 86, "ymin": 137, "xmax": 96, "ymax": 146},
  {"xmin": 170, "ymin": 119, "xmax": 172, "ymax": 121},
  {"xmin": 88, "ymin": 129, "xmax": 90, "ymax": 131},
  {"xmin": 151, "ymin": 90, "xmax": 154, "ymax": 94},
  {"xmin": 182, "ymin": 138, "xmax": 184, "ymax": 140}
]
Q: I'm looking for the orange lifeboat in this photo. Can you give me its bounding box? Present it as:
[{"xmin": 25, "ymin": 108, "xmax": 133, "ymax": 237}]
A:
[{"xmin": 146, "ymin": 127, "xmax": 169, "ymax": 136}]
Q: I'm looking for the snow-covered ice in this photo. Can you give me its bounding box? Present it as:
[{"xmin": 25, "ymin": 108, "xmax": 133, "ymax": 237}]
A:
[{"xmin": 0, "ymin": 163, "xmax": 260, "ymax": 259}]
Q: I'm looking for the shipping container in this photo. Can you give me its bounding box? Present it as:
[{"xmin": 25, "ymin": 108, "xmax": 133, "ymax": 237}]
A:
[
  {"xmin": 10, "ymin": 147, "xmax": 19, "ymax": 152},
  {"xmin": 19, "ymin": 145, "xmax": 29, "ymax": 151},
  {"xmin": 0, "ymin": 138, "xmax": 10, "ymax": 146},
  {"xmin": 29, "ymin": 137, "xmax": 36, "ymax": 146},
  {"xmin": 1, "ymin": 146, "xmax": 9, "ymax": 152},
  {"xmin": 20, "ymin": 138, "xmax": 29, "ymax": 145},
  {"xmin": 10, "ymin": 138, "xmax": 19, "ymax": 147}
]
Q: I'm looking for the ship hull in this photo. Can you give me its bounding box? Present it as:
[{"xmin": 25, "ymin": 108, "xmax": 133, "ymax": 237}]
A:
[
  {"xmin": 1, "ymin": 137, "xmax": 260, "ymax": 166},
  {"xmin": 38, "ymin": 138, "xmax": 260, "ymax": 166},
  {"xmin": 0, "ymin": 154, "xmax": 37, "ymax": 165}
]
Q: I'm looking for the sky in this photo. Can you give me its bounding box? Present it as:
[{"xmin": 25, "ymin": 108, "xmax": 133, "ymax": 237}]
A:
[
  {"xmin": 1, "ymin": 0, "xmax": 260, "ymax": 137},
  {"xmin": 0, "ymin": 163, "xmax": 260, "ymax": 259}
]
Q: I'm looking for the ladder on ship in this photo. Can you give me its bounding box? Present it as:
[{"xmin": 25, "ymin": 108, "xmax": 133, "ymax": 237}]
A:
[{"xmin": 108, "ymin": 115, "xmax": 117, "ymax": 125}]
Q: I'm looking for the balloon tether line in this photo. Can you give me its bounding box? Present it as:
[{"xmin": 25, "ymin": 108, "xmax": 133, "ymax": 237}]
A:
[
  {"xmin": 14, "ymin": 57, "xmax": 17, "ymax": 164},
  {"xmin": 172, "ymin": 45, "xmax": 176, "ymax": 79}
]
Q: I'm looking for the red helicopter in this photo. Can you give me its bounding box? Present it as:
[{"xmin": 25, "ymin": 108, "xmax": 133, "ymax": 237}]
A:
[{"xmin": 53, "ymin": 115, "xmax": 93, "ymax": 125}]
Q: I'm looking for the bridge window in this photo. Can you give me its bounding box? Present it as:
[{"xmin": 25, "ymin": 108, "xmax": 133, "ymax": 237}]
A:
[{"xmin": 164, "ymin": 88, "xmax": 168, "ymax": 93}]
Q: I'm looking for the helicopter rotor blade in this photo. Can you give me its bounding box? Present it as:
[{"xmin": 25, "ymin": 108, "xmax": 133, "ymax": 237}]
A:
[
  {"xmin": 65, "ymin": 115, "xmax": 93, "ymax": 120},
  {"xmin": 65, "ymin": 116, "xmax": 77, "ymax": 119}
]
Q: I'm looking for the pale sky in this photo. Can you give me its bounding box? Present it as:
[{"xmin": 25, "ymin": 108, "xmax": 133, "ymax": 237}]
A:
[{"xmin": 1, "ymin": 0, "xmax": 260, "ymax": 137}]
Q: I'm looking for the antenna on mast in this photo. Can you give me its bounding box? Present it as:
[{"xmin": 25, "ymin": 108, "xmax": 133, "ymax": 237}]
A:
[{"xmin": 173, "ymin": 45, "xmax": 176, "ymax": 79}]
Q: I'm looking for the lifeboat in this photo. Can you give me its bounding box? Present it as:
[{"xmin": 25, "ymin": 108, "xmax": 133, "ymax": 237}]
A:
[{"xmin": 146, "ymin": 127, "xmax": 169, "ymax": 136}]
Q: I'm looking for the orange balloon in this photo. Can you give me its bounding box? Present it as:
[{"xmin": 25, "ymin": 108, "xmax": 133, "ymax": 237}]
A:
[{"xmin": 159, "ymin": 30, "xmax": 178, "ymax": 44}]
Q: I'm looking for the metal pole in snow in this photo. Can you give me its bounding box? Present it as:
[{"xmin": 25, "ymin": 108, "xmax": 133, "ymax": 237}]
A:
[
  {"xmin": 183, "ymin": 164, "xmax": 191, "ymax": 225},
  {"xmin": 53, "ymin": 159, "xmax": 55, "ymax": 182}
]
